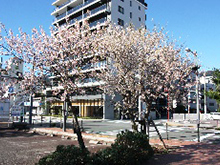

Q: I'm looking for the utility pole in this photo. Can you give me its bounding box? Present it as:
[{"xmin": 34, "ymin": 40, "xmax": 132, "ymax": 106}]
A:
[
  {"xmin": 29, "ymin": 64, "xmax": 35, "ymax": 125},
  {"xmin": 167, "ymin": 92, "xmax": 169, "ymax": 121},
  {"xmin": 63, "ymin": 101, "xmax": 67, "ymax": 132},
  {"xmin": 186, "ymin": 48, "xmax": 200, "ymax": 142},
  {"xmin": 196, "ymin": 70, "xmax": 200, "ymax": 142},
  {"xmin": 188, "ymin": 92, "xmax": 191, "ymax": 114},
  {"xmin": 29, "ymin": 94, "xmax": 33, "ymax": 125},
  {"xmin": 204, "ymin": 73, "xmax": 207, "ymax": 114}
]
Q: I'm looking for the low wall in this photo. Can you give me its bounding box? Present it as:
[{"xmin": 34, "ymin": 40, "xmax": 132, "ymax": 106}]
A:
[
  {"xmin": 0, "ymin": 102, "xmax": 10, "ymax": 122},
  {"xmin": 173, "ymin": 113, "xmax": 211, "ymax": 121}
]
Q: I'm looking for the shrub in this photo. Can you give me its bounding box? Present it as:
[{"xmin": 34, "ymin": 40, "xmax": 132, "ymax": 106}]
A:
[
  {"xmin": 37, "ymin": 131, "xmax": 154, "ymax": 165},
  {"xmin": 92, "ymin": 130, "xmax": 154, "ymax": 165},
  {"xmin": 37, "ymin": 145, "xmax": 91, "ymax": 165}
]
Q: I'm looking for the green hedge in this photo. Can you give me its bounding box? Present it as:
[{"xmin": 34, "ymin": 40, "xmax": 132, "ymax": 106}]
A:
[
  {"xmin": 37, "ymin": 145, "xmax": 91, "ymax": 165},
  {"xmin": 37, "ymin": 130, "xmax": 154, "ymax": 165},
  {"xmin": 92, "ymin": 130, "xmax": 154, "ymax": 165}
]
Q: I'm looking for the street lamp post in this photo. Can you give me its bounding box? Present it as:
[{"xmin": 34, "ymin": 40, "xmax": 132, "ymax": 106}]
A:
[
  {"xmin": 185, "ymin": 48, "xmax": 200, "ymax": 142},
  {"xmin": 203, "ymin": 73, "xmax": 207, "ymax": 114}
]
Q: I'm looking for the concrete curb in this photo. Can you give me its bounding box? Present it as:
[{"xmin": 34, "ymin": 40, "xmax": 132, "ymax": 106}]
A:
[
  {"xmin": 166, "ymin": 122, "xmax": 195, "ymax": 128},
  {"xmin": 31, "ymin": 128, "xmax": 115, "ymax": 143}
]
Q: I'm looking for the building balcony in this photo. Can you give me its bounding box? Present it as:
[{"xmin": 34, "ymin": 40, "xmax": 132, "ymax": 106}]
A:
[
  {"xmin": 80, "ymin": 60, "xmax": 107, "ymax": 73},
  {"xmin": 52, "ymin": 0, "xmax": 67, "ymax": 7},
  {"xmin": 53, "ymin": 10, "xmax": 107, "ymax": 32},
  {"xmin": 53, "ymin": 0, "xmax": 106, "ymax": 25},
  {"xmin": 52, "ymin": 0, "xmax": 101, "ymax": 18},
  {"xmin": 89, "ymin": 17, "xmax": 106, "ymax": 28}
]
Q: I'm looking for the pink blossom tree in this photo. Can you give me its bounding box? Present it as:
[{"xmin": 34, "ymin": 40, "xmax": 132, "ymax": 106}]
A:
[
  {"xmin": 94, "ymin": 25, "xmax": 195, "ymax": 130},
  {"xmin": 0, "ymin": 21, "xmax": 105, "ymax": 149}
]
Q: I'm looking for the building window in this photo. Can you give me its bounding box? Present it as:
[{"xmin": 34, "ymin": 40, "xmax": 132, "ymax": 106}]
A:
[
  {"xmin": 209, "ymin": 103, "xmax": 214, "ymax": 106},
  {"xmin": 138, "ymin": 6, "xmax": 141, "ymax": 10},
  {"xmin": 121, "ymin": 0, "xmax": 124, "ymax": 2},
  {"xmin": 118, "ymin": 6, "xmax": 124, "ymax": 14},
  {"xmin": 130, "ymin": 1, "xmax": 132, "ymax": 6},
  {"xmin": 145, "ymin": 14, "xmax": 147, "ymax": 21},
  {"xmin": 130, "ymin": 12, "xmax": 132, "ymax": 19},
  {"xmin": 118, "ymin": 18, "xmax": 124, "ymax": 26},
  {"xmin": 139, "ymin": 17, "xmax": 141, "ymax": 21}
]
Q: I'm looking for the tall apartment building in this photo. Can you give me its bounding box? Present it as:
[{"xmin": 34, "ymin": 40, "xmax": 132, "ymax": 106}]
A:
[
  {"xmin": 49, "ymin": 0, "xmax": 147, "ymax": 119},
  {"xmin": 51, "ymin": 0, "xmax": 147, "ymax": 29}
]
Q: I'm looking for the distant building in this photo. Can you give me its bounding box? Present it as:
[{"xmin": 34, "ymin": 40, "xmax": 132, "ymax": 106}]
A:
[
  {"xmin": 0, "ymin": 57, "xmax": 24, "ymax": 121},
  {"xmin": 199, "ymin": 71, "xmax": 218, "ymax": 112},
  {"xmin": 188, "ymin": 71, "xmax": 218, "ymax": 113}
]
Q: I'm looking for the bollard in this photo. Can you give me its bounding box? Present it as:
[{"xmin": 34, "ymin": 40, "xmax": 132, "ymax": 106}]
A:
[
  {"xmin": 60, "ymin": 118, "xmax": 62, "ymax": 129},
  {"xmin": 197, "ymin": 123, "xmax": 200, "ymax": 142},
  {"xmin": 166, "ymin": 123, "xmax": 169, "ymax": 140},
  {"xmin": 40, "ymin": 116, "xmax": 42, "ymax": 126},
  {"xmin": 81, "ymin": 120, "xmax": 84, "ymax": 131},
  {"xmin": 49, "ymin": 117, "xmax": 51, "ymax": 127}
]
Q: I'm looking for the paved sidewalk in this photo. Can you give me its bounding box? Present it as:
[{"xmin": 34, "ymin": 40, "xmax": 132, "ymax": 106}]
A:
[
  {"xmin": 146, "ymin": 141, "xmax": 220, "ymax": 165},
  {"xmin": 33, "ymin": 127, "xmax": 220, "ymax": 164},
  {"xmin": 3, "ymin": 121, "xmax": 220, "ymax": 164}
]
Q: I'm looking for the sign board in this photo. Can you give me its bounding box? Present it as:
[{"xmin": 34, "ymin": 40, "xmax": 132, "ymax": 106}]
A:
[
  {"xmin": 10, "ymin": 105, "xmax": 23, "ymax": 116},
  {"xmin": 0, "ymin": 102, "xmax": 10, "ymax": 120},
  {"xmin": 24, "ymin": 102, "xmax": 40, "ymax": 107},
  {"xmin": 8, "ymin": 87, "xmax": 14, "ymax": 93},
  {"xmin": 11, "ymin": 111, "xmax": 22, "ymax": 116}
]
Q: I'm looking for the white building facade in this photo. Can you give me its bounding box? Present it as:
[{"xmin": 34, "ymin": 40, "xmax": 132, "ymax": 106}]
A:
[
  {"xmin": 0, "ymin": 57, "xmax": 24, "ymax": 121},
  {"xmin": 51, "ymin": 0, "xmax": 147, "ymax": 29}
]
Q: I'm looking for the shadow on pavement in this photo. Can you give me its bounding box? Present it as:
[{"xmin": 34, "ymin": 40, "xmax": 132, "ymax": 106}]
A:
[
  {"xmin": 146, "ymin": 142, "xmax": 220, "ymax": 165},
  {"xmin": 0, "ymin": 129, "xmax": 38, "ymax": 138}
]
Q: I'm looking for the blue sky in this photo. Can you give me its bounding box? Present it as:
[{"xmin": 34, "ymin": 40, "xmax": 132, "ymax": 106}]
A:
[
  {"xmin": 0, "ymin": 0, "xmax": 219, "ymax": 70},
  {"xmin": 147, "ymin": 0, "xmax": 220, "ymax": 70}
]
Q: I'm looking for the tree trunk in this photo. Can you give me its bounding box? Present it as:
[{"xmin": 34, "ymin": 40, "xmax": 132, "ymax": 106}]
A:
[
  {"xmin": 145, "ymin": 102, "xmax": 152, "ymax": 119},
  {"xmin": 145, "ymin": 102, "xmax": 152, "ymax": 137},
  {"xmin": 67, "ymin": 99, "xmax": 86, "ymax": 150},
  {"xmin": 131, "ymin": 119, "xmax": 138, "ymax": 132},
  {"xmin": 72, "ymin": 113, "xmax": 86, "ymax": 150}
]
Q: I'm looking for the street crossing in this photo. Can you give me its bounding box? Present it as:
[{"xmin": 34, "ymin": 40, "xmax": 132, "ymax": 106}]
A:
[{"xmin": 26, "ymin": 116, "xmax": 220, "ymax": 142}]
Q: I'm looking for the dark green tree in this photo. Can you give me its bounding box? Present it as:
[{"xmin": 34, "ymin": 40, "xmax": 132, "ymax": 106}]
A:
[{"xmin": 206, "ymin": 68, "xmax": 220, "ymax": 111}]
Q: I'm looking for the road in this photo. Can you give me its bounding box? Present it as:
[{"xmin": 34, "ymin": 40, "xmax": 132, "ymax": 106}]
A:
[
  {"xmin": 0, "ymin": 129, "xmax": 107, "ymax": 165},
  {"xmin": 26, "ymin": 116, "xmax": 220, "ymax": 143}
]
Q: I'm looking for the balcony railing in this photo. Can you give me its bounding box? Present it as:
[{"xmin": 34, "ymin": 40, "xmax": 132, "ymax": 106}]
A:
[
  {"xmin": 67, "ymin": 0, "xmax": 98, "ymax": 16},
  {"xmin": 81, "ymin": 60, "xmax": 107, "ymax": 71},
  {"xmin": 91, "ymin": 4, "xmax": 106, "ymax": 15},
  {"xmin": 58, "ymin": 0, "xmax": 75, "ymax": 9},
  {"xmin": 83, "ymin": 4, "xmax": 106, "ymax": 19},
  {"xmin": 55, "ymin": 0, "xmax": 100, "ymax": 22},
  {"xmin": 89, "ymin": 17, "xmax": 106, "ymax": 28},
  {"xmin": 56, "ymin": 12, "xmax": 67, "ymax": 21},
  {"xmin": 67, "ymin": 3, "xmax": 84, "ymax": 15},
  {"xmin": 69, "ymin": 15, "xmax": 82, "ymax": 25}
]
